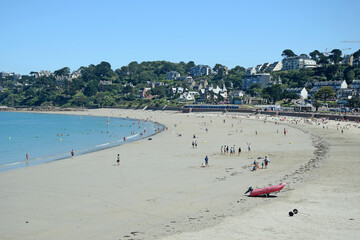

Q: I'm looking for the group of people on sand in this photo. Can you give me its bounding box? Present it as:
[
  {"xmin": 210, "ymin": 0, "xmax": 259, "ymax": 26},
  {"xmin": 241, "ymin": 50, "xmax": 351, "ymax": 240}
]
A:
[
  {"xmin": 221, "ymin": 145, "xmax": 241, "ymax": 155},
  {"xmin": 252, "ymin": 156, "xmax": 270, "ymax": 171}
]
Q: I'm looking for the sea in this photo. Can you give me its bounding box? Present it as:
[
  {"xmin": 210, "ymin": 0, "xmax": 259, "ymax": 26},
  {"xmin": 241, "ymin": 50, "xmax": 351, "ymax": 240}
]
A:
[{"xmin": 0, "ymin": 112, "xmax": 162, "ymax": 172}]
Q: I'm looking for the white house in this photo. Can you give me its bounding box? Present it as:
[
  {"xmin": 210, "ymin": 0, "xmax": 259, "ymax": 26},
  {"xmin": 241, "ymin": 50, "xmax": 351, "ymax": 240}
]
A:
[
  {"xmin": 166, "ymin": 71, "xmax": 180, "ymax": 80},
  {"xmin": 190, "ymin": 65, "xmax": 213, "ymax": 76},
  {"xmin": 285, "ymin": 87, "xmax": 308, "ymax": 99},
  {"xmin": 282, "ymin": 56, "xmax": 317, "ymax": 70},
  {"xmin": 267, "ymin": 61, "xmax": 283, "ymax": 72},
  {"xmin": 208, "ymin": 84, "xmax": 228, "ymax": 98},
  {"xmin": 246, "ymin": 67, "xmax": 257, "ymax": 75},
  {"xmin": 312, "ymin": 80, "xmax": 348, "ymax": 91},
  {"xmin": 179, "ymin": 91, "xmax": 199, "ymax": 101}
]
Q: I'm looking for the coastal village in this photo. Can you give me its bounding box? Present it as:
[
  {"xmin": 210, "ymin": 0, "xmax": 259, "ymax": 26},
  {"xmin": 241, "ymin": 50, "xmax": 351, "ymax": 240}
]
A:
[{"xmin": 1, "ymin": 49, "xmax": 360, "ymax": 113}]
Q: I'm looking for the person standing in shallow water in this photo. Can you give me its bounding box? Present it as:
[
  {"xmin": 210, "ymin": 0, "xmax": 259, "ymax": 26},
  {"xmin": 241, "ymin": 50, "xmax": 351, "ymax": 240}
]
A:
[
  {"xmin": 26, "ymin": 153, "xmax": 29, "ymax": 166},
  {"xmin": 71, "ymin": 149, "xmax": 74, "ymax": 157}
]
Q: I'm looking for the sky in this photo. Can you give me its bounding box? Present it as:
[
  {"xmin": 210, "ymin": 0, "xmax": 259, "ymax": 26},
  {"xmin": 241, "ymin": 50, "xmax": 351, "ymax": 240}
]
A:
[{"xmin": 1, "ymin": 0, "xmax": 360, "ymax": 75}]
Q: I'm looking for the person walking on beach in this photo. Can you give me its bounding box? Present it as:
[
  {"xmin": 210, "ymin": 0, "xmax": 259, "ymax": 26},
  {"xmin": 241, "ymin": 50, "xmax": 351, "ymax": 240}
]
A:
[
  {"xmin": 26, "ymin": 153, "xmax": 29, "ymax": 166},
  {"xmin": 192, "ymin": 141, "xmax": 195, "ymax": 149},
  {"xmin": 117, "ymin": 154, "xmax": 120, "ymax": 166},
  {"xmin": 195, "ymin": 140, "xmax": 198, "ymax": 149},
  {"xmin": 247, "ymin": 143, "xmax": 251, "ymax": 152},
  {"xmin": 238, "ymin": 147, "xmax": 241, "ymax": 155},
  {"xmin": 205, "ymin": 155, "xmax": 209, "ymax": 167},
  {"xmin": 71, "ymin": 149, "xmax": 74, "ymax": 157}
]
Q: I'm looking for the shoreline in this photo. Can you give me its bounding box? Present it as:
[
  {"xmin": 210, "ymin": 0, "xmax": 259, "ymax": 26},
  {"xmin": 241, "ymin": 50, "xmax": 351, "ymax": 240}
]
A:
[
  {"xmin": 0, "ymin": 111, "xmax": 165, "ymax": 172},
  {"xmin": 0, "ymin": 109, "xmax": 359, "ymax": 239}
]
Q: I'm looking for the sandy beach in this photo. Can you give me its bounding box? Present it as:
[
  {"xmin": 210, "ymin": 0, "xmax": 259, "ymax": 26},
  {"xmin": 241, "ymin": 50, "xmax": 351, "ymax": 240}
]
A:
[{"xmin": 0, "ymin": 109, "xmax": 359, "ymax": 240}]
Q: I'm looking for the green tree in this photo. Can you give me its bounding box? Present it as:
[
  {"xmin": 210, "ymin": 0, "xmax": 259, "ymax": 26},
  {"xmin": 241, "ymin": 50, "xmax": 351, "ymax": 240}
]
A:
[
  {"xmin": 150, "ymin": 86, "xmax": 166, "ymax": 98},
  {"xmin": 346, "ymin": 97, "xmax": 360, "ymax": 108},
  {"xmin": 329, "ymin": 49, "xmax": 343, "ymax": 65},
  {"xmin": 84, "ymin": 82, "xmax": 98, "ymax": 97},
  {"xmin": 246, "ymin": 83, "xmax": 262, "ymax": 96},
  {"xmin": 314, "ymin": 86, "xmax": 335, "ymax": 102},
  {"xmin": 282, "ymin": 49, "xmax": 297, "ymax": 58},
  {"xmin": 185, "ymin": 61, "xmax": 195, "ymax": 72},
  {"xmin": 310, "ymin": 50, "xmax": 328, "ymax": 65},
  {"xmin": 54, "ymin": 67, "xmax": 70, "ymax": 76},
  {"xmin": 95, "ymin": 61, "xmax": 113, "ymax": 78},
  {"xmin": 313, "ymin": 101, "xmax": 322, "ymax": 112},
  {"xmin": 262, "ymin": 84, "xmax": 283, "ymax": 104},
  {"xmin": 283, "ymin": 90, "xmax": 299, "ymax": 101},
  {"xmin": 122, "ymin": 85, "xmax": 133, "ymax": 94},
  {"xmin": 309, "ymin": 50, "xmax": 321, "ymax": 63},
  {"xmin": 70, "ymin": 93, "xmax": 89, "ymax": 107},
  {"xmin": 353, "ymin": 49, "xmax": 360, "ymax": 58},
  {"xmin": 213, "ymin": 64, "xmax": 223, "ymax": 72},
  {"xmin": 345, "ymin": 69, "xmax": 355, "ymax": 83}
]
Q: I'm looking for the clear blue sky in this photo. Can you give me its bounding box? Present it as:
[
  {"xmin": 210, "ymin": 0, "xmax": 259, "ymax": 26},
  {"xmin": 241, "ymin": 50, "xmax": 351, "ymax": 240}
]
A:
[{"xmin": 1, "ymin": 0, "xmax": 360, "ymax": 75}]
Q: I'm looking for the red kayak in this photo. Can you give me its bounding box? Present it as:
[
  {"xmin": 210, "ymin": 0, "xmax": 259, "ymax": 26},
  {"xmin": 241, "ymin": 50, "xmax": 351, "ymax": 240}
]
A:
[{"xmin": 245, "ymin": 183, "xmax": 286, "ymax": 197}]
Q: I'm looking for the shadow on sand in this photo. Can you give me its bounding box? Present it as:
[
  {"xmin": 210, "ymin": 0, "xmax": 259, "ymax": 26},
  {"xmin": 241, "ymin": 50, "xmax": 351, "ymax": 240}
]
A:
[{"xmin": 246, "ymin": 195, "xmax": 278, "ymax": 198}]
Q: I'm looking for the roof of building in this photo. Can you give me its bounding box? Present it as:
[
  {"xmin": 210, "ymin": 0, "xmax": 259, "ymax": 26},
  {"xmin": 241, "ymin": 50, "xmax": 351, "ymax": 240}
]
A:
[
  {"xmin": 285, "ymin": 87, "xmax": 304, "ymax": 92},
  {"xmin": 314, "ymin": 80, "xmax": 344, "ymax": 86}
]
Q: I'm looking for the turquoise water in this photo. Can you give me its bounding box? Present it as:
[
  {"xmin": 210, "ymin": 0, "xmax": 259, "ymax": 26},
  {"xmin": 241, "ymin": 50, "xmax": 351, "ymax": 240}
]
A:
[{"xmin": 0, "ymin": 112, "xmax": 162, "ymax": 172}]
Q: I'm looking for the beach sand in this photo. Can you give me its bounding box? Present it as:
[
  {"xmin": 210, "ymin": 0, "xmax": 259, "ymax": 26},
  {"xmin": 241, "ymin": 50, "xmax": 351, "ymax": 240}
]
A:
[{"xmin": 0, "ymin": 109, "xmax": 359, "ymax": 240}]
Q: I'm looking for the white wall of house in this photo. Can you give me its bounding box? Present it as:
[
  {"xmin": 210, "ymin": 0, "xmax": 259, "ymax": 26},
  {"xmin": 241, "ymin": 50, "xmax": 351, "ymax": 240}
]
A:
[{"xmin": 300, "ymin": 87, "xmax": 308, "ymax": 99}]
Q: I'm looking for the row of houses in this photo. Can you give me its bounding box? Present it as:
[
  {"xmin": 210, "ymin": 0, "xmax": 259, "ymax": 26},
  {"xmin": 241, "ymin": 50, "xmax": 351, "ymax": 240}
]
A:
[
  {"xmin": 246, "ymin": 56, "xmax": 317, "ymax": 75},
  {"xmin": 136, "ymin": 78, "xmax": 360, "ymax": 106},
  {"xmin": 0, "ymin": 72, "xmax": 22, "ymax": 80},
  {"xmin": 165, "ymin": 64, "xmax": 229, "ymax": 81},
  {"xmin": 249, "ymin": 51, "xmax": 360, "ymax": 75},
  {"xmin": 286, "ymin": 80, "xmax": 360, "ymax": 103},
  {"xmin": 55, "ymin": 70, "xmax": 81, "ymax": 85},
  {"xmin": 246, "ymin": 61, "xmax": 283, "ymax": 75},
  {"xmin": 342, "ymin": 54, "xmax": 360, "ymax": 67}
]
